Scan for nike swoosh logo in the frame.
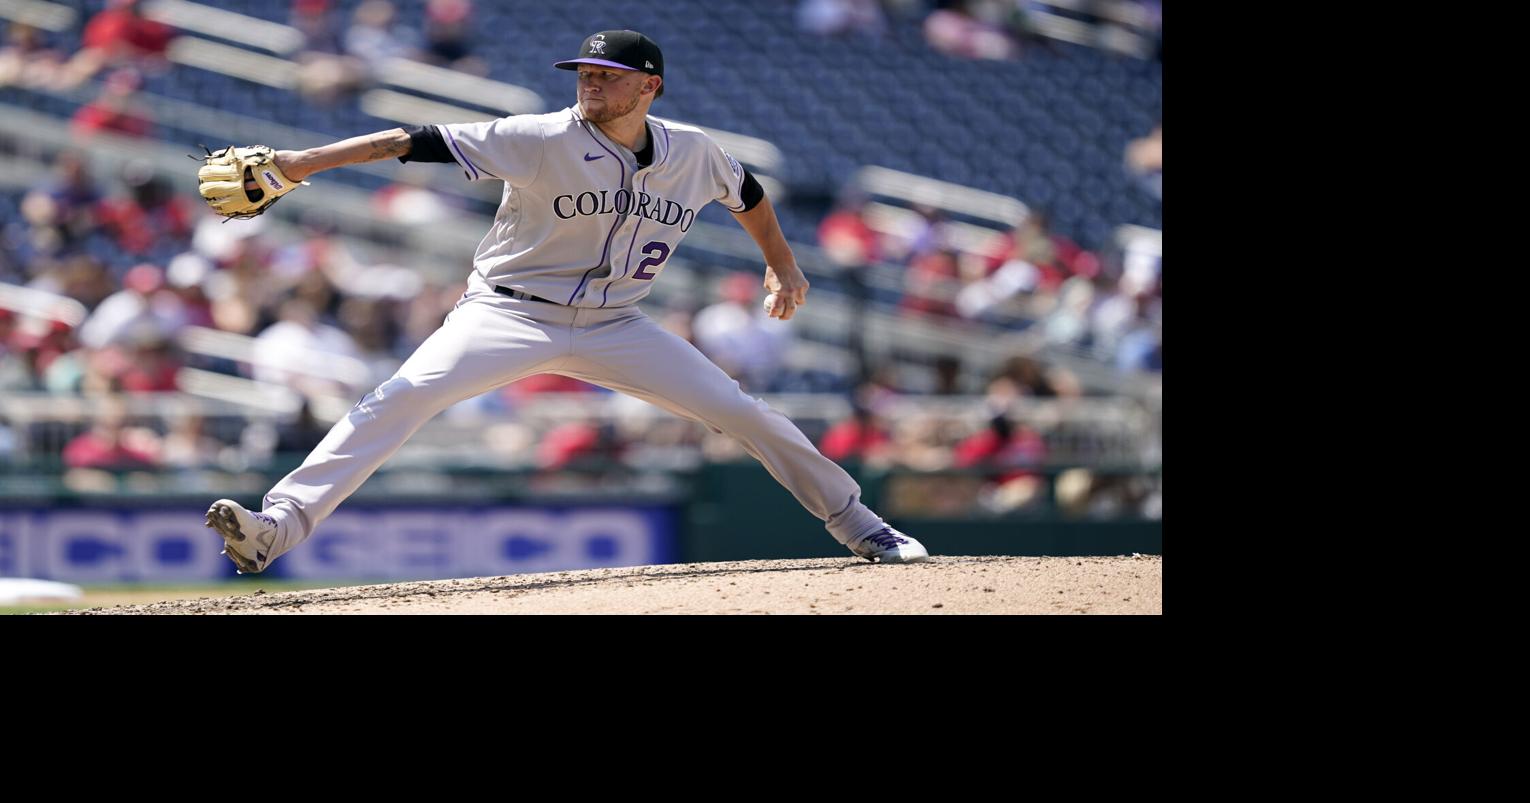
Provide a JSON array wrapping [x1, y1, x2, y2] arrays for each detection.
[[584, 153, 604, 161]]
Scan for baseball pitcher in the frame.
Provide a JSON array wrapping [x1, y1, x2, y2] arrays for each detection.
[[201, 30, 929, 572]]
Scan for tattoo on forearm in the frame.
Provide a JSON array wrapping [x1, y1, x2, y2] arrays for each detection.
[[366, 132, 409, 160]]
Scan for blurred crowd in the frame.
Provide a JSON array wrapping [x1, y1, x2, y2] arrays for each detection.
[[1, 149, 1147, 518], [0, 0, 174, 93], [288, 0, 490, 104], [0, 149, 466, 476], [797, 0, 1163, 61], [1, 0, 1160, 519], [818, 190, 1162, 373], [0, 0, 487, 104]]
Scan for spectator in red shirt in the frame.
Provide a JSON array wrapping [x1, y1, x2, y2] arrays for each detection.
[[82, 0, 174, 60], [952, 402, 1049, 514], [12, 319, 78, 386], [536, 421, 621, 470], [952, 413, 1046, 477], [818, 195, 881, 268], [61, 0, 175, 87], [901, 247, 960, 317], [954, 376, 1048, 483], [819, 404, 892, 463], [62, 400, 159, 469], [502, 373, 599, 402], [95, 162, 194, 255], [116, 337, 180, 393], [983, 212, 1099, 291], [70, 68, 152, 138]]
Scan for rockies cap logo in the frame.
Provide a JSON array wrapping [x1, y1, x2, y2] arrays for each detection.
[[554, 30, 662, 78]]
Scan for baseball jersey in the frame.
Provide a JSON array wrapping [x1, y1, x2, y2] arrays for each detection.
[[436, 106, 748, 308]]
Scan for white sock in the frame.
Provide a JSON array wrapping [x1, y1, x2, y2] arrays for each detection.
[[825, 495, 888, 545]]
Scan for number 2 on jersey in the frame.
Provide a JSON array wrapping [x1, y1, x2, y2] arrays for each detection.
[[633, 241, 670, 280]]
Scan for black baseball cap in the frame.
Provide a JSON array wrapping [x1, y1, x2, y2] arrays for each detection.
[[554, 30, 663, 78]]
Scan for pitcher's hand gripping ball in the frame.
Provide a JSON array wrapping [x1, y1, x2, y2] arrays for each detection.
[[196, 145, 305, 219]]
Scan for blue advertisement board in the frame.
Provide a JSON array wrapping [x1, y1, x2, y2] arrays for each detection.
[[0, 505, 678, 582]]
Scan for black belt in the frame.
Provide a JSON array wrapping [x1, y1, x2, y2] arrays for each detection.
[[495, 285, 556, 304]]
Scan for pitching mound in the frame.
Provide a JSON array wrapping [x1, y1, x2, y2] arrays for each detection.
[[55, 555, 1161, 615]]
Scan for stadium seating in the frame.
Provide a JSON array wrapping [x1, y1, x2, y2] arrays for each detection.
[[21, 0, 1161, 248]]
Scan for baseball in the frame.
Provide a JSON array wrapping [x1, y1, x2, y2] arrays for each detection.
[[763, 293, 779, 314]]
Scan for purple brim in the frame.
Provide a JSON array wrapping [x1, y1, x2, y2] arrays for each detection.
[[554, 58, 639, 71]]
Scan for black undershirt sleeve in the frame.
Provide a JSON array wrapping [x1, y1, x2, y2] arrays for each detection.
[[398, 125, 455, 164], [740, 169, 765, 212]]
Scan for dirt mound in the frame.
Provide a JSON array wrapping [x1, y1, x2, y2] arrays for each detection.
[[54, 555, 1161, 614]]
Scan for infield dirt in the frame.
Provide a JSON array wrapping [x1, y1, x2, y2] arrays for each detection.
[[52, 555, 1161, 614]]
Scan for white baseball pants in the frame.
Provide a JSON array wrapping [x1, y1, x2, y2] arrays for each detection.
[[257, 275, 888, 564]]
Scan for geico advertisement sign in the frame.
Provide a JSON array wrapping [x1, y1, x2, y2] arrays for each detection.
[[0, 507, 676, 582]]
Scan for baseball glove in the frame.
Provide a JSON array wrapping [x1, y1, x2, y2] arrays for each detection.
[[195, 145, 304, 219]]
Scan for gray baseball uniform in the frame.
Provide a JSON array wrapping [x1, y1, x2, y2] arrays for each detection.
[[441, 107, 746, 307], [251, 105, 894, 566]]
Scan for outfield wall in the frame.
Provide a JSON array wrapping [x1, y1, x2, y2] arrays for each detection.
[[0, 464, 1160, 582]]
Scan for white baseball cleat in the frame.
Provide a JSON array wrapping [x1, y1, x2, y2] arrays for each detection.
[[205, 499, 278, 574], [848, 527, 930, 564]]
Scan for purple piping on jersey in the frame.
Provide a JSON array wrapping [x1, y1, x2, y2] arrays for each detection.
[[567, 124, 627, 305], [443, 127, 481, 181], [603, 170, 651, 307], [601, 122, 668, 308]]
